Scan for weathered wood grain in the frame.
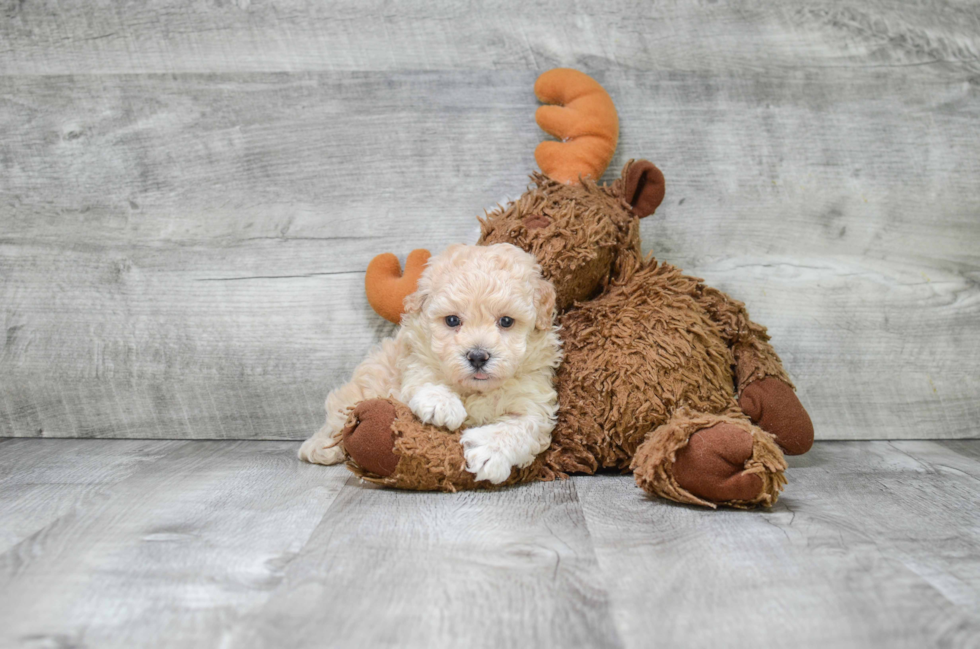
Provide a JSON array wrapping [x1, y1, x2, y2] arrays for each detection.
[[231, 479, 621, 649], [1, 0, 978, 75], [1, 439, 979, 648], [0, 438, 179, 554], [2, 66, 978, 440], [575, 440, 980, 648], [0, 439, 348, 649], [2, 1, 979, 441], [0, 243, 391, 439]]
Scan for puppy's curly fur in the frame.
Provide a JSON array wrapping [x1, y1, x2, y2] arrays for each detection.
[[299, 243, 562, 484]]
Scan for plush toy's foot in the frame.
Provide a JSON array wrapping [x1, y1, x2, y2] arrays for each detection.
[[341, 399, 401, 477], [631, 408, 787, 509], [739, 377, 814, 455], [672, 423, 764, 503]]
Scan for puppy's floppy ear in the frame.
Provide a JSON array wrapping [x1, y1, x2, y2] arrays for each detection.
[[402, 281, 428, 316], [533, 275, 557, 330]]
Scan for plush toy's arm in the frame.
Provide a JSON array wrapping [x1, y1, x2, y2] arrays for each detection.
[[342, 398, 548, 492], [697, 286, 792, 392], [696, 286, 813, 455]]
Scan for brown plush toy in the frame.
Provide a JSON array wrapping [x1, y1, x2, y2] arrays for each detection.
[[342, 69, 813, 508]]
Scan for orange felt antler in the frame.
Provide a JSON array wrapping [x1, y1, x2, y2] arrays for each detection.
[[365, 249, 431, 324], [534, 69, 619, 185]]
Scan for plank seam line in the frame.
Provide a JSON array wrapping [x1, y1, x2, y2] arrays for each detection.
[[195, 271, 362, 281]]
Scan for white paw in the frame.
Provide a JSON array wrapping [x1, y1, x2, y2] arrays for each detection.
[[460, 424, 515, 484], [298, 437, 345, 465], [409, 384, 468, 430]]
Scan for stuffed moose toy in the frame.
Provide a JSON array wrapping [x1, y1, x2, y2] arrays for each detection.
[[335, 69, 813, 508]]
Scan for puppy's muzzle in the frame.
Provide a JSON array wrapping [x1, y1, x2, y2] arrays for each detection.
[[466, 349, 491, 370]]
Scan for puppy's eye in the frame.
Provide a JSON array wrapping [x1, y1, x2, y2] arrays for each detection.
[[445, 315, 461, 328], [498, 316, 515, 329]]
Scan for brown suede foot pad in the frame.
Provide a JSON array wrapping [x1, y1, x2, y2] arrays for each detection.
[[631, 408, 787, 509], [739, 377, 814, 455], [673, 423, 763, 503], [342, 399, 400, 477]]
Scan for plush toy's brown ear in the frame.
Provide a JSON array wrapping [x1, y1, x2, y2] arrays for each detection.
[[622, 159, 666, 218], [365, 249, 431, 324]]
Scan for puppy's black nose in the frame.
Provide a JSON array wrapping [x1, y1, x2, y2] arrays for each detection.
[[466, 349, 491, 369]]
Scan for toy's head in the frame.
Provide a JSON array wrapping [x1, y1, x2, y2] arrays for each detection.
[[364, 68, 664, 323], [478, 159, 664, 311]]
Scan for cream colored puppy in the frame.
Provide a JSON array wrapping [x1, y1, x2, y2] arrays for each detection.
[[298, 243, 562, 484]]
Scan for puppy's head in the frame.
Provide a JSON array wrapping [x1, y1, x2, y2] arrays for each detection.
[[403, 243, 556, 393]]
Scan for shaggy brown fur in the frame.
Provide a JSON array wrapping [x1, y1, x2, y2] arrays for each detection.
[[479, 171, 640, 311], [342, 160, 813, 508]]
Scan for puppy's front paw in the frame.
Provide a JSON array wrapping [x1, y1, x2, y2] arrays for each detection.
[[461, 424, 515, 484], [298, 436, 345, 465], [408, 384, 468, 430]]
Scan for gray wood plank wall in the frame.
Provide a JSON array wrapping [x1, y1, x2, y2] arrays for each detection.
[[1, 1, 978, 440]]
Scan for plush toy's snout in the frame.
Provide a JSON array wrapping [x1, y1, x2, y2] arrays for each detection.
[[523, 214, 551, 230]]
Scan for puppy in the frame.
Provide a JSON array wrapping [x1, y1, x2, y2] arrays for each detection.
[[298, 243, 562, 483]]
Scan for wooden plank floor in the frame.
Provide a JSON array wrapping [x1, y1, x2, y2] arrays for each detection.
[[1, 439, 979, 648]]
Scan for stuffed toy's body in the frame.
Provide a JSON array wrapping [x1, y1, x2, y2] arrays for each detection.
[[332, 70, 813, 508]]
